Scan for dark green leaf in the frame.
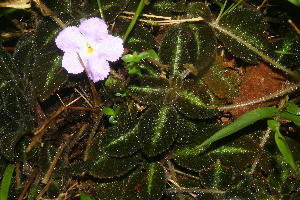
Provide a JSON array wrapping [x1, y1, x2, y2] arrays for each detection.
[[159, 23, 216, 76], [87, 145, 139, 178], [215, 8, 269, 64], [127, 76, 169, 105], [95, 179, 127, 200], [12, 33, 35, 79], [0, 46, 33, 160], [0, 164, 15, 200], [176, 118, 221, 144], [42, 0, 81, 15], [199, 107, 278, 148], [139, 162, 166, 200], [271, 28, 300, 67], [95, 122, 140, 157], [174, 79, 216, 119], [174, 136, 262, 170], [199, 160, 234, 190], [32, 19, 68, 101], [146, 0, 176, 16], [202, 55, 239, 102], [268, 154, 300, 195], [99, 0, 130, 23], [116, 18, 157, 52], [139, 106, 178, 157], [187, 2, 213, 21], [224, 187, 256, 200]]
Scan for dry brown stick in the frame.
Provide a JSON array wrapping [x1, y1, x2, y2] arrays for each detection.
[[26, 105, 66, 153], [36, 179, 52, 199], [17, 167, 39, 200], [288, 19, 300, 35], [42, 143, 65, 184]]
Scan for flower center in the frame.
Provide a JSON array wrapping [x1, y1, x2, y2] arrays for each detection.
[[86, 44, 94, 54]]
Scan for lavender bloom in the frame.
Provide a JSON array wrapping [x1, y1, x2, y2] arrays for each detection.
[[55, 17, 124, 82]]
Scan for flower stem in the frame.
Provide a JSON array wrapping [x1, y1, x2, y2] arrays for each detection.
[[96, 0, 105, 21], [123, 0, 147, 42]]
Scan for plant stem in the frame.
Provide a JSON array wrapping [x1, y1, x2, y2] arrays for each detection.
[[97, 0, 105, 20], [123, 0, 147, 42]]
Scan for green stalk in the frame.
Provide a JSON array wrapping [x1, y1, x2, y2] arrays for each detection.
[[123, 0, 148, 42], [0, 164, 15, 200], [96, 0, 105, 21]]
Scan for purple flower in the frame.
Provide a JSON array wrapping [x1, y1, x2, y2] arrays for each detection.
[[55, 17, 124, 82]]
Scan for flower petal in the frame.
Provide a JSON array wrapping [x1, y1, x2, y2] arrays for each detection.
[[96, 35, 124, 62], [55, 26, 86, 52], [79, 17, 108, 41], [85, 56, 110, 82], [62, 52, 85, 74]]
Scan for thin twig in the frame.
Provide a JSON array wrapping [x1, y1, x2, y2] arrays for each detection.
[[42, 143, 65, 184], [166, 187, 226, 194], [36, 179, 52, 199], [17, 167, 38, 200], [210, 83, 299, 110]]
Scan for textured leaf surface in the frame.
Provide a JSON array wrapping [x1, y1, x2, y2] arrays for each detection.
[[199, 160, 234, 190], [139, 162, 166, 200], [202, 55, 239, 102], [100, 0, 130, 23], [270, 28, 300, 67], [159, 23, 216, 76], [139, 106, 178, 157], [32, 19, 68, 101], [95, 122, 140, 157], [215, 8, 269, 64], [174, 136, 262, 170], [0, 46, 33, 160], [224, 187, 256, 200], [87, 138, 139, 178], [187, 2, 213, 20], [174, 80, 216, 119], [127, 76, 169, 105]]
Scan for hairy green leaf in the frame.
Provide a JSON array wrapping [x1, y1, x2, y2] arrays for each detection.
[[139, 162, 166, 200], [159, 23, 216, 76], [174, 80, 216, 119], [187, 2, 213, 20], [174, 136, 261, 170], [95, 122, 140, 157], [139, 106, 178, 157], [127, 76, 169, 105], [215, 8, 269, 64], [87, 143, 139, 178], [199, 160, 234, 190], [224, 187, 256, 200], [32, 19, 68, 101], [0, 46, 33, 160]]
